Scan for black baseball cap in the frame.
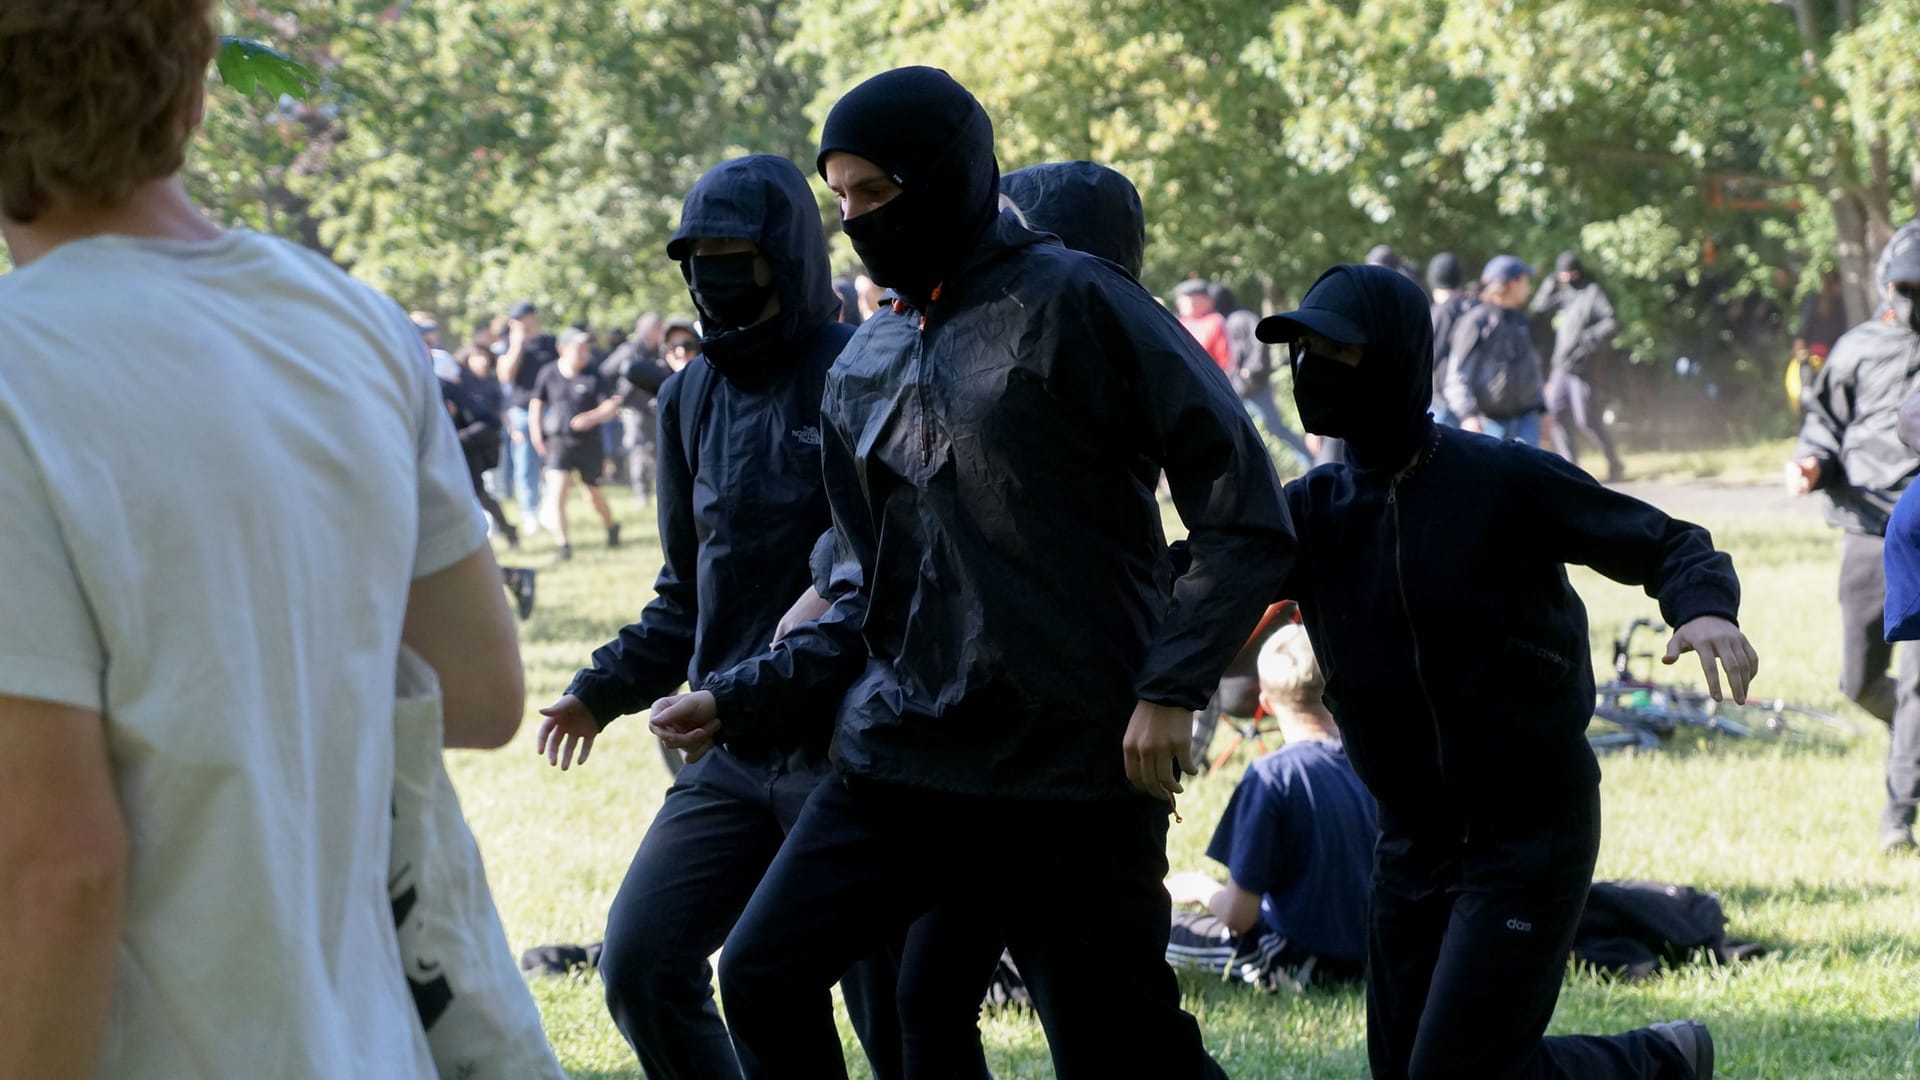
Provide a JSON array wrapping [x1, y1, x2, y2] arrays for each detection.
[[507, 300, 538, 319], [1256, 267, 1372, 346]]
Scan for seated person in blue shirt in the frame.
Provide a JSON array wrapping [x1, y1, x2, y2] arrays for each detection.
[[1164, 623, 1378, 990]]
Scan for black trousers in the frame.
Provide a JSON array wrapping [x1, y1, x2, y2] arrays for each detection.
[[598, 746, 903, 1080], [1545, 371, 1622, 473], [1367, 789, 1695, 1080], [718, 776, 1227, 1080], [1838, 532, 1920, 833]]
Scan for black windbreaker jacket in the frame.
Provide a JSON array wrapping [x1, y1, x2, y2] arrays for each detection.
[[706, 212, 1295, 799], [566, 156, 851, 755], [1281, 270, 1740, 833]]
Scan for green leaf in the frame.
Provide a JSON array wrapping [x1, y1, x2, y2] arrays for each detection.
[[215, 36, 317, 101]]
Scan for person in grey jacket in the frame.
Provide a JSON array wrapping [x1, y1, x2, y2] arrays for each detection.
[[1532, 251, 1625, 481], [1790, 226, 1920, 854], [1444, 255, 1547, 445]]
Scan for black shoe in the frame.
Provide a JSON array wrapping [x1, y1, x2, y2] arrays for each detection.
[[557, 543, 572, 561], [1650, 1020, 1714, 1079], [503, 568, 537, 620], [519, 942, 601, 978], [1882, 826, 1917, 855], [607, 523, 622, 549]]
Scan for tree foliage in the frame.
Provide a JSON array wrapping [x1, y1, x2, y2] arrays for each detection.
[[186, 0, 1920, 375]]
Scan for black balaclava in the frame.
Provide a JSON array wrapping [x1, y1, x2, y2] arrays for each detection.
[[1427, 252, 1463, 291], [1259, 264, 1435, 472], [1556, 250, 1584, 281], [817, 67, 1001, 305]]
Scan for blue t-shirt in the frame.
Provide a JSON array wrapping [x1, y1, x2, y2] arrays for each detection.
[[1205, 740, 1379, 962], [1888, 481, 1920, 642]]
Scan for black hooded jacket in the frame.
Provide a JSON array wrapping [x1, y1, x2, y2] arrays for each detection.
[[1280, 266, 1741, 831], [565, 156, 851, 753], [705, 210, 1295, 799], [1000, 161, 1146, 280]]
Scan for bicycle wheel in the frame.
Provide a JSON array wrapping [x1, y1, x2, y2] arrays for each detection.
[[1709, 699, 1863, 748], [1588, 707, 1659, 752]]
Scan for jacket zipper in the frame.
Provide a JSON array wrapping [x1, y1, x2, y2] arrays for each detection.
[[1388, 479, 1469, 843], [913, 319, 934, 471]]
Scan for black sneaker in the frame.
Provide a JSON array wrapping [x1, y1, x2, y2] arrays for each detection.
[[557, 543, 572, 561], [607, 523, 622, 549], [519, 942, 602, 978], [502, 568, 537, 620], [1649, 1020, 1714, 1079]]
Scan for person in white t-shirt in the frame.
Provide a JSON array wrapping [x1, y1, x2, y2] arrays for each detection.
[[0, 5, 527, 1077]]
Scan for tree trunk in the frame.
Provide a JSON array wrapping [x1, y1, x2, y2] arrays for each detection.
[[1833, 189, 1877, 325]]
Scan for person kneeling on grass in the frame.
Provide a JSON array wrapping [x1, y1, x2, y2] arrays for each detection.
[[1262, 263, 1758, 1080], [1164, 623, 1377, 992], [529, 328, 620, 560]]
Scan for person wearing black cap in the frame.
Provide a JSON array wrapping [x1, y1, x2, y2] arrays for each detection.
[[1257, 263, 1754, 1079], [1443, 254, 1549, 446], [1532, 251, 1625, 482], [1425, 252, 1473, 427], [651, 66, 1289, 1079], [528, 155, 906, 1079], [497, 300, 559, 530], [1790, 223, 1920, 854]]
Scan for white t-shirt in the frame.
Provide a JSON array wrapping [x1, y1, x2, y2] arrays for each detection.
[[0, 231, 487, 1078]]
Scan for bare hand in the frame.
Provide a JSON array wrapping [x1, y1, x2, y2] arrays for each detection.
[[1123, 700, 1198, 803], [531, 438, 547, 460], [650, 691, 720, 764], [1459, 416, 1486, 434], [1786, 457, 1821, 497], [535, 694, 599, 770], [1165, 870, 1223, 907], [773, 588, 833, 646], [1664, 616, 1759, 704]]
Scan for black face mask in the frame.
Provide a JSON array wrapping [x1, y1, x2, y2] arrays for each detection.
[[843, 189, 946, 302], [1291, 346, 1372, 440], [686, 253, 774, 331]]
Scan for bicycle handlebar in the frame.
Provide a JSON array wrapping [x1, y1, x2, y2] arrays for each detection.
[[1613, 618, 1668, 679]]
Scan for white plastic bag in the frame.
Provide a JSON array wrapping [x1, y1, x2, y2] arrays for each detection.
[[391, 646, 565, 1080]]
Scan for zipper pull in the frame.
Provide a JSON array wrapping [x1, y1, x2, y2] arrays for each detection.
[[1387, 482, 1397, 505]]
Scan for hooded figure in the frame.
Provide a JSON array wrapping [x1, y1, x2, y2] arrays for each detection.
[[543, 154, 905, 1080], [694, 66, 1287, 1080], [1000, 161, 1145, 279], [1260, 264, 1748, 1080]]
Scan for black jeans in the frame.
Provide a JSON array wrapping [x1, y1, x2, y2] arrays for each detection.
[[1545, 371, 1622, 474], [718, 776, 1226, 1080], [1838, 532, 1920, 833], [1367, 790, 1695, 1079], [599, 746, 903, 1080], [894, 904, 1002, 1079]]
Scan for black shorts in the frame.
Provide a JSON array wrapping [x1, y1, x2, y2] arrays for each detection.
[[544, 438, 601, 483]]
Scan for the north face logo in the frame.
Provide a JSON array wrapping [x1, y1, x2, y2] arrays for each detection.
[[792, 426, 822, 446]]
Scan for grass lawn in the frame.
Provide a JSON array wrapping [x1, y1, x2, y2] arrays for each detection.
[[450, 473, 1920, 1078]]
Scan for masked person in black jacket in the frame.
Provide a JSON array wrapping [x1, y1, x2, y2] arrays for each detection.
[[1789, 225, 1920, 854], [1261, 264, 1756, 1080], [651, 68, 1291, 1080], [529, 155, 903, 1080]]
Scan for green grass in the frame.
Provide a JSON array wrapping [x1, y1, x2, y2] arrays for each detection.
[[449, 481, 1920, 1078]]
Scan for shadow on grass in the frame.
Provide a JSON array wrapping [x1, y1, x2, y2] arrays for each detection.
[[1715, 880, 1916, 910]]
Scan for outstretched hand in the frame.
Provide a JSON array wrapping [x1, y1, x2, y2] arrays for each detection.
[[650, 690, 721, 764], [1664, 616, 1759, 704], [535, 694, 599, 770]]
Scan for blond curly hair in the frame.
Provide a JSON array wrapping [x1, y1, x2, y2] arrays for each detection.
[[0, 0, 217, 223]]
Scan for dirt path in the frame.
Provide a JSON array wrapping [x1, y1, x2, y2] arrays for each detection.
[[1610, 479, 1819, 522]]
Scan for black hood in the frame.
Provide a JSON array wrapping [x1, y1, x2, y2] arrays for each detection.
[[668, 154, 839, 382], [1262, 264, 1435, 468], [818, 67, 1001, 302], [1000, 161, 1145, 279]]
